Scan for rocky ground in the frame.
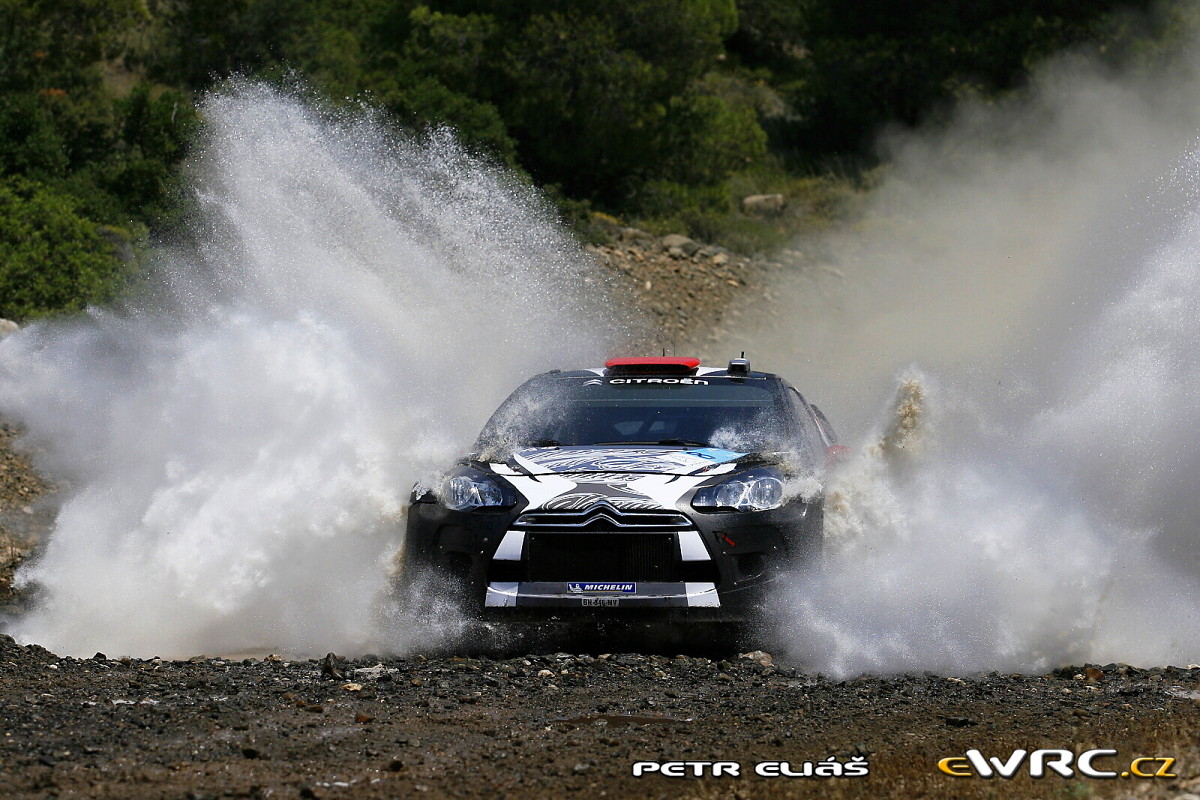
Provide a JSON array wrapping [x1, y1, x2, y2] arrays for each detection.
[[585, 224, 807, 354], [0, 420, 54, 609], [2, 236, 1200, 800], [2, 634, 1199, 800]]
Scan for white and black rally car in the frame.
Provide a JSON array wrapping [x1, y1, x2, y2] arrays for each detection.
[[403, 356, 840, 625]]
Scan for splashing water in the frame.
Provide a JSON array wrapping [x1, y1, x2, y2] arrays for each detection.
[[757, 44, 1200, 676], [0, 82, 621, 657], [781, 373, 1129, 676], [7, 57, 1200, 677]]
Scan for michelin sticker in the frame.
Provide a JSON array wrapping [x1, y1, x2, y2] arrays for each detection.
[[568, 582, 636, 594]]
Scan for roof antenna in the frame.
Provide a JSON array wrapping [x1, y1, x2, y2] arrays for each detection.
[[728, 351, 751, 377], [662, 347, 667, 357]]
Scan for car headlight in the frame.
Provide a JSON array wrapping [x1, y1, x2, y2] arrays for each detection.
[[691, 468, 785, 512], [441, 468, 517, 511]]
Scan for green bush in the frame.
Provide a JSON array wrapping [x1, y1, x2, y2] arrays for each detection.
[[0, 179, 127, 320], [0, 0, 1184, 314]]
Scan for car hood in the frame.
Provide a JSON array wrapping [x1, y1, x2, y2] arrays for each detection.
[[485, 446, 749, 512], [502, 445, 746, 476]]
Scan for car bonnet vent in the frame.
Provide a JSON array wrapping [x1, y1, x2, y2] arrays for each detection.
[[604, 356, 701, 376]]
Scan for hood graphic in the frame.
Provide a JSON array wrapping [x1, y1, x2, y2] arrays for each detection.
[[488, 446, 746, 512], [506, 446, 745, 476]]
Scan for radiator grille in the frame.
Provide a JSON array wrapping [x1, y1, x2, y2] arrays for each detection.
[[525, 533, 678, 582]]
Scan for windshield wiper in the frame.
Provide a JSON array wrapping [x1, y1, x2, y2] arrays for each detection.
[[526, 439, 561, 447]]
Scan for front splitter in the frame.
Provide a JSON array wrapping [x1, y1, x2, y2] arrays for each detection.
[[484, 581, 720, 608]]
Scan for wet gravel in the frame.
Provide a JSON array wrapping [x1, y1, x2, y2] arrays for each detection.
[[3, 634, 1199, 799]]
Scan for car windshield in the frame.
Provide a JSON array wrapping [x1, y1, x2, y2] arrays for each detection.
[[476, 376, 804, 454]]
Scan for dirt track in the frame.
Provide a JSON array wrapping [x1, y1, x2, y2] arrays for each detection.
[[2, 632, 1199, 800]]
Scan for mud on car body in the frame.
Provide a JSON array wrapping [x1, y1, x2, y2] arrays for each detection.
[[403, 357, 838, 623]]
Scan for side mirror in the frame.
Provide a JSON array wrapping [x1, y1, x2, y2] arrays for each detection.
[[825, 445, 850, 468], [410, 483, 437, 503]]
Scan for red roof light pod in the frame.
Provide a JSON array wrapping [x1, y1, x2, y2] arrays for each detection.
[[604, 356, 701, 377], [605, 357, 701, 369]]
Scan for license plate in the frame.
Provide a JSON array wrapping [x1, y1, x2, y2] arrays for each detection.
[[581, 597, 620, 608]]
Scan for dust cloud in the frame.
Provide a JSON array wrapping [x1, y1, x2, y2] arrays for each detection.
[[738, 15, 1200, 675], [0, 82, 621, 658]]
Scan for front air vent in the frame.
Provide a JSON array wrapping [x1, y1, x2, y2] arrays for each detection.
[[515, 502, 690, 530], [525, 533, 678, 582]]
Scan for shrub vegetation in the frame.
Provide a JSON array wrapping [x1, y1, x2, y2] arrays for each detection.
[[0, 0, 1175, 318]]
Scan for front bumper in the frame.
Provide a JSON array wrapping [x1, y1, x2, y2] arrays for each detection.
[[402, 498, 822, 620], [483, 580, 720, 608]]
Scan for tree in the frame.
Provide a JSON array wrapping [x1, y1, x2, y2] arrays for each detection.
[[0, 179, 127, 320], [495, 0, 748, 204], [0, 0, 145, 92]]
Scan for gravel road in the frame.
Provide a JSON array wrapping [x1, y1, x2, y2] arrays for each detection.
[[3, 633, 1199, 800]]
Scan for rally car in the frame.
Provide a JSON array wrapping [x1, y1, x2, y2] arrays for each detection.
[[403, 356, 839, 624]]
